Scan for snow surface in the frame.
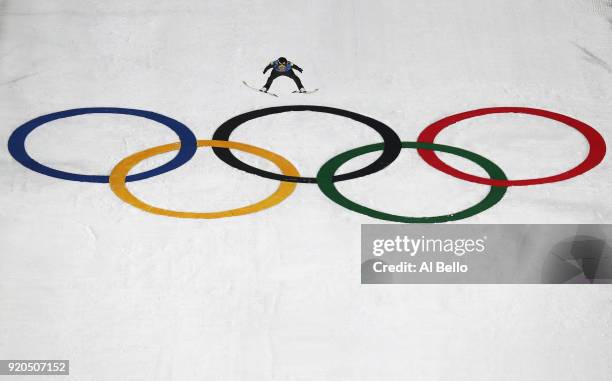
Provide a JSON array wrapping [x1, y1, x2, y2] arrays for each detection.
[[1, 0, 611, 380]]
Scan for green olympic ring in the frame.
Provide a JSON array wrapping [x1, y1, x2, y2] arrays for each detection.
[[316, 141, 508, 223]]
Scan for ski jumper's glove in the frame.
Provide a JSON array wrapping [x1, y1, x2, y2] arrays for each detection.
[[263, 62, 273, 74]]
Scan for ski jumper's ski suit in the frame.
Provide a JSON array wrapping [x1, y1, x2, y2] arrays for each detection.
[[263, 60, 304, 90]]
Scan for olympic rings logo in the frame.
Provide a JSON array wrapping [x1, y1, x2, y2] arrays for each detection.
[[7, 106, 607, 223]]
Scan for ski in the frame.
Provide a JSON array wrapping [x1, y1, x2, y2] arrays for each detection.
[[292, 89, 319, 94], [242, 81, 279, 97]]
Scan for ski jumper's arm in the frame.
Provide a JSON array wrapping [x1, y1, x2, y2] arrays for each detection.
[[292, 63, 304, 73], [263, 62, 273, 74]]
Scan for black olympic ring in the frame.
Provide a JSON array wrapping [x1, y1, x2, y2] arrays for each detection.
[[211, 105, 403, 183]]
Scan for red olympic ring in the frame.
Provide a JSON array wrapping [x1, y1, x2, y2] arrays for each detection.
[[416, 107, 607, 186]]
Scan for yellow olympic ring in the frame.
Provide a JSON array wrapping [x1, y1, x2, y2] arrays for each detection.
[[109, 140, 299, 218]]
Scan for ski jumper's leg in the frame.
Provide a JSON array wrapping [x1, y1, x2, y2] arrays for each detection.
[[263, 71, 280, 90], [287, 71, 304, 90]]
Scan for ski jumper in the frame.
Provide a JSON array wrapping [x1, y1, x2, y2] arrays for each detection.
[[263, 60, 304, 90]]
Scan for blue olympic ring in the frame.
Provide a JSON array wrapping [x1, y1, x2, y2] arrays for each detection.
[[7, 107, 198, 183]]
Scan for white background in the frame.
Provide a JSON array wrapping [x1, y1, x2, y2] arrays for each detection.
[[1, 0, 611, 380]]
